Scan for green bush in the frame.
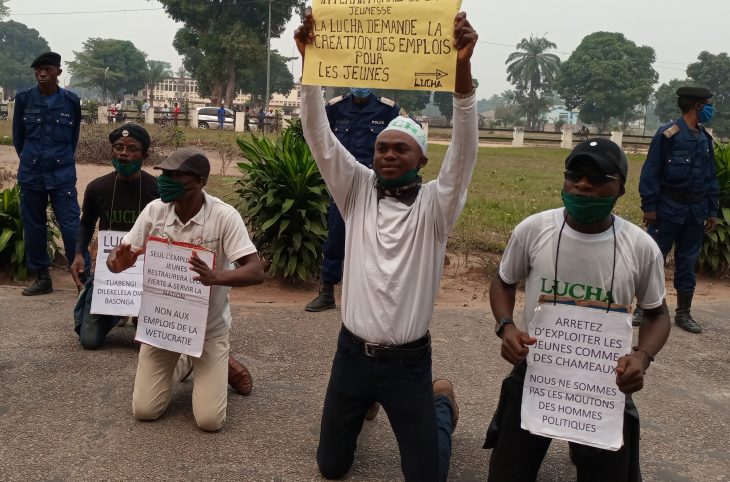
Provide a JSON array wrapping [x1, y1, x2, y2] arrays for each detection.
[[0, 136, 12, 146], [0, 184, 28, 280], [699, 141, 730, 273], [235, 125, 329, 282]]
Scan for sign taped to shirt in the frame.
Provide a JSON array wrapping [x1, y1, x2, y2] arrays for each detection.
[[135, 236, 215, 357], [91, 230, 143, 317], [521, 296, 633, 451]]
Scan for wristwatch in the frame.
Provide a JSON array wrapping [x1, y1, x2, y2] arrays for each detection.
[[495, 318, 514, 338]]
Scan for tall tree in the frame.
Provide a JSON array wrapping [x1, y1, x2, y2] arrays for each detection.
[[0, 0, 9, 19], [158, 0, 303, 107], [505, 35, 561, 129], [236, 51, 295, 106], [144, 60, 173, 106], [0, 20, 51, 96], [686, 51, 730, 136], [556, 32, 657, 132], [67, 38, 148, 100]]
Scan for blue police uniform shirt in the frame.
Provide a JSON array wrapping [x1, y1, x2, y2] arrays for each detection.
[[325, 93, 400, 168], [639, 117, 720, 224], [12, 85, 82, 190]]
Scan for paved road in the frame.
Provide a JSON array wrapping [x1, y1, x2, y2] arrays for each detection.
[[0, 286, 728, 481]]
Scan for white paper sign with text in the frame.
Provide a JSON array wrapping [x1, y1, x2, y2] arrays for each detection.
[[135, 237, 215, 357], [521, 302, 632, 451], [91, 230, 144, 317]]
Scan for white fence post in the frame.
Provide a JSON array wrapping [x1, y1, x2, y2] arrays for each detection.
[[189, 109, 198, 129], [610, 130, 623, 148], [561, 125, 573, 149], [146, 106, 156, 125], [235, 112, 245, 132], [97, 105, 108, 124], [7, 100, 14, 125], [512, 126, 524, 147]]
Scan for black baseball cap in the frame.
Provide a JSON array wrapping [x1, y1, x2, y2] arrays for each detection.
[[109, 123, 151, 151], [565, 137, 628, 180], [31, 52, 61, 68], [154, 147, 210, 179]]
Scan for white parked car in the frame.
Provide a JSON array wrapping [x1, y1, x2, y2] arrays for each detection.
[[196, 107, 235, 129]]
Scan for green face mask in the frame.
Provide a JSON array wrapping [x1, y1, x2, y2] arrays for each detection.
[[375, 168, 420, 187], [112, 158, 143, 177], [561, 191, 617, 225], [157, 174, 189, 203]]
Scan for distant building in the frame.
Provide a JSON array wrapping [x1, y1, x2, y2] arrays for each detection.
[[545, 106, 579, 125], [138, 77, 302, 113]]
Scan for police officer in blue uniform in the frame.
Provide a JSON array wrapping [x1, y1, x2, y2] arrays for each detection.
[[12, 52, 85, 296], [305, 88, 400, 311], [638, 86, 720, 333]]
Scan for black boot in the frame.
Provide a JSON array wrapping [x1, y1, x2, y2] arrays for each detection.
[[675, 292, 701, 334], [22, 268, 53, 296], [305, 283, 336, 312]]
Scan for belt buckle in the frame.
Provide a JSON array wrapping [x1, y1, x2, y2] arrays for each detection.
[[364, 342, 385, 358]]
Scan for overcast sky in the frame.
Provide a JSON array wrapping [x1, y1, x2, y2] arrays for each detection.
[[6, 0, 729, 100]]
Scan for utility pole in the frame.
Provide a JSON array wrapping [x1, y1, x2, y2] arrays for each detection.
[[265, 0, 272, 111]]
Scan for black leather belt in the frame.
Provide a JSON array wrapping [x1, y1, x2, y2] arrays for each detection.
[[661, 186, 706, 204], [341, 325, 431, 360]]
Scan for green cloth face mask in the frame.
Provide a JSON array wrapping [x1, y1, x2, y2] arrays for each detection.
[[561, 191, 617, 224], [376, 168, 420, 187], [112, 158, 143, 177], [157, 174, 189, 203]]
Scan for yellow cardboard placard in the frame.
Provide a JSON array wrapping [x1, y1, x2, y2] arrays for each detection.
[[303, 0, 463, 92]]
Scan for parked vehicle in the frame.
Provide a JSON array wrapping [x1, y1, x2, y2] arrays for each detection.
[[196, 107, 234, 129]]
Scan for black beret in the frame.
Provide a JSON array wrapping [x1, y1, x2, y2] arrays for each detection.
[[676, 86, 713, 100], [109, 123, 151, 151], [30, 52, 61, 68]]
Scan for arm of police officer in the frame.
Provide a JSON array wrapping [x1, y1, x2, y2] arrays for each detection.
[[188, 251, 265, 287], [614, 301, 670, 394], [639, 133, 664, 227], [11, 96, 25, 157], [491, 275, 536, 365]]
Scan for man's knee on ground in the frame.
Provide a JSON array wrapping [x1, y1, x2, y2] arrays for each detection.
[[132, 396, 167, 421], [317, 453, 353, 480], [194, 410, 226, 432], [79, 335, 103, 350]]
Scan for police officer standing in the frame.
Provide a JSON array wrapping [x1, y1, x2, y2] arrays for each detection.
[[638, 87, 720, 333], [305, 88, 400, 311], [12, 52, 85, 296]]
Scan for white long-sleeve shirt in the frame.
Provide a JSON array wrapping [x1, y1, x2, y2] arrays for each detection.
[[301, 85, 478, 345]]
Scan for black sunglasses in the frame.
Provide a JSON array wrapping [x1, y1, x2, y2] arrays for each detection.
[[564, 170, 620, 185]]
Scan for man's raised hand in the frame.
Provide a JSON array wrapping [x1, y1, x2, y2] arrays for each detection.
[[294, 7, 315, 59], [106, 243, 143, 273]]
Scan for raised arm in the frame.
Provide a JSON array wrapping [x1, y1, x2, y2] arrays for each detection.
[[433, 12, 479, 238], [295, 8, 370, 211]]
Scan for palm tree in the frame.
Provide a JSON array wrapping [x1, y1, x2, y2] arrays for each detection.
[[505, 36, 561, 129], [144, 60, 172, 107]]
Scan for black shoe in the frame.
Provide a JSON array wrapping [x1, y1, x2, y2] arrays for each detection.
[[22, 269, 53, 296], [675, 311, 702, 333], [305, 284, 336, 312]]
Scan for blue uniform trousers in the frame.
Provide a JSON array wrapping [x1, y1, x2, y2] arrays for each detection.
[[648, 216, 704, 294], [20, 185, 82, 270], [317, 327, 453, 481], [321, 200, 346, 285]]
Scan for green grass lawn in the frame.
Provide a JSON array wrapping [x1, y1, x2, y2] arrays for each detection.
[[206, 143, 646, 256]]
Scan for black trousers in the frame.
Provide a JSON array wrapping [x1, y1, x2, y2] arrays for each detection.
[[317, 327, 452, 481], [484, 362, 641, 482]]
